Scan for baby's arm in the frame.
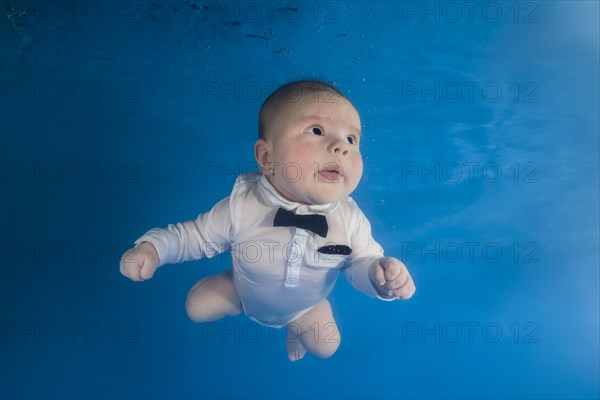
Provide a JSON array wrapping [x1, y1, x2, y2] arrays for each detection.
[[120, 197, 232, 282], [341, 203, 415, 300]]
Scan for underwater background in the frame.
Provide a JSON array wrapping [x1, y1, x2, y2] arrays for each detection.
[[1, 1, 598, 399]]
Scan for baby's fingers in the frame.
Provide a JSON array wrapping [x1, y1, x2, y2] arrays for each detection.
[[382, 259, 404, 282], [370, 260, 387, 286], [389, 279, 416, 300], [387, 268, 409, 290], [119, 248, 144, 281], [139, 259, 156, 280]]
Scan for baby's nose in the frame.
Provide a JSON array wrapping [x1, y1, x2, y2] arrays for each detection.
[[330, 138, 349, 156], [334, 147, 348, 155]]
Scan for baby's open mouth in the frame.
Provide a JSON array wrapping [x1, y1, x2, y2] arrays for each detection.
[[318, 166, 343, 181]]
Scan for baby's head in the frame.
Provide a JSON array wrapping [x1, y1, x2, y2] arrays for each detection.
[[254, 80, 363, 205]]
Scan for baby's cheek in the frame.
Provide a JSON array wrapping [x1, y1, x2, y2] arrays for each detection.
[[355, 150, 364, 166], [295, 149, 321, 173], [350, 154, 364, 179], [281, 145, 313, 165]]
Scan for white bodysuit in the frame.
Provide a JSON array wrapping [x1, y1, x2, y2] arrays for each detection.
[[135, 173, 395, 327]]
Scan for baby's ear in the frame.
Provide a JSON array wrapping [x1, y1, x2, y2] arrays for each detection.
[[254, 139, 271, 173]]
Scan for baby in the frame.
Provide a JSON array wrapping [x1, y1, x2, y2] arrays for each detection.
[[120, 80, 416, 361]]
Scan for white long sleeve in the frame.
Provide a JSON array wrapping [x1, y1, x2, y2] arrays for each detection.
[[342, 201, 396, 301], [134, 197, 232, 267]]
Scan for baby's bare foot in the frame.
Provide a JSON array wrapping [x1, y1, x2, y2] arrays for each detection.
[[286, 338, 306, 362]]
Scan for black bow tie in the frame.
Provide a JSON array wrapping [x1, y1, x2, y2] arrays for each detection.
[[273, 207, 329, 238]]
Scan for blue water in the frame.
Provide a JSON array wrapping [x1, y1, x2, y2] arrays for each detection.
[[1, 1, 598, 399]]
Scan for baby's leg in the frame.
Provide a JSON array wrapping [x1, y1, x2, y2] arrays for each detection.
[[185, 270, 242, 322], [286, 298, 340, 361]]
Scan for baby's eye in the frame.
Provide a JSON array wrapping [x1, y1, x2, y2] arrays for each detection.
[[347, 136, 357, 145], [309, 126, 323, 136]]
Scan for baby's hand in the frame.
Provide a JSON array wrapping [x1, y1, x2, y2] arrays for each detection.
[[119, 242, 160, 282], [369, 257, 416, 300]]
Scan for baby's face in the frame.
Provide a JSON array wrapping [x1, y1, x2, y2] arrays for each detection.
[[257, 93, 363, 205]]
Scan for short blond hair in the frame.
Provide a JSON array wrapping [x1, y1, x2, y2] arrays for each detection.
[[258, 80, 352, 140]]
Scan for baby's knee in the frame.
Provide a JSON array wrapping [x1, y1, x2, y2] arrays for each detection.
[[312, 336, 341, 359], [185, 296, 210, 323], [185, 283, 217, 322], [184, 273, 242, 322], [304, 326, 340, 359]]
